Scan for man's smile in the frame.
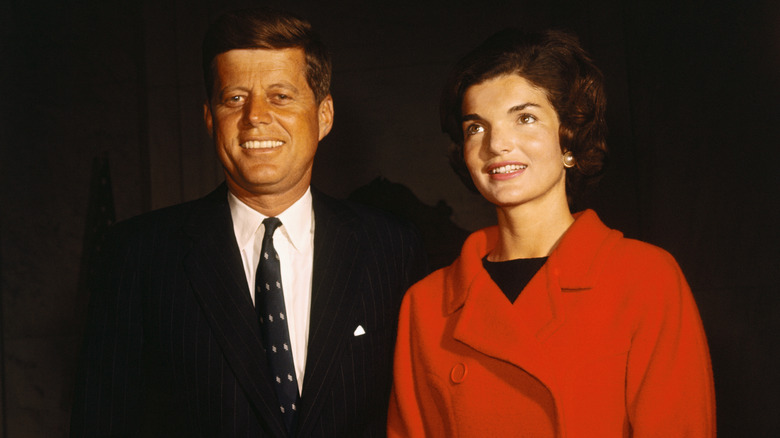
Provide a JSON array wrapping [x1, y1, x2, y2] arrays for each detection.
[[240, 140, 285, 149]]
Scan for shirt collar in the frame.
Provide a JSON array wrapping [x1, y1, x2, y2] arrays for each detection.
[[228, 188, 314, 253]]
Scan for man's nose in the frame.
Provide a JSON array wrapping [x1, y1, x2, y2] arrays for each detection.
[[244, 97, 272, 126]]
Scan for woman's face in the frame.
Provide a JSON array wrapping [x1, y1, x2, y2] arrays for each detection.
[[461, 74, 567, 211]]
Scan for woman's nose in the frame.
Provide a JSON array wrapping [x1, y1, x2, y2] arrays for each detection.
[[486, 125, 512, 155]]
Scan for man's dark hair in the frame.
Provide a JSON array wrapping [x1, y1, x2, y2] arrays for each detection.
[[440, 28, 608, 202], [202, 7, 332, 103]]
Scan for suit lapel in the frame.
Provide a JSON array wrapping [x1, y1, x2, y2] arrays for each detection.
[[296, 191, 364, 436], [181, 186, 287, 436]]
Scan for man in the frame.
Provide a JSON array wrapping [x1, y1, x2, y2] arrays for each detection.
[[71, 8, 426, 437]]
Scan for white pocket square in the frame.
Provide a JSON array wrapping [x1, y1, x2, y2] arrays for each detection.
[[353, 325, 366, 337]]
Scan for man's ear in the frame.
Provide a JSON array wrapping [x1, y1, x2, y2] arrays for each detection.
[[317, 95, 334, 141], [203, 102, 213, 137]]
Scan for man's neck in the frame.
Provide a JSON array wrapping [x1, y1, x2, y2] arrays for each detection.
[[226, 180, 310, 217]]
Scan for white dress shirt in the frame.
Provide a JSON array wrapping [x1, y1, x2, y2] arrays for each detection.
[[228, 189, 314, 394]]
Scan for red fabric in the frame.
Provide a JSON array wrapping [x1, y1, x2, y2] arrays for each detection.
[[388, 210, 715, 437]]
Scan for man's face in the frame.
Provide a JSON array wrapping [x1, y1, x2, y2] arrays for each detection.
[[204, 48, 333, 210]]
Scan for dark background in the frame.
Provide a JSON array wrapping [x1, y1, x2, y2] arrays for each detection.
[[1, 0, 778, 436]]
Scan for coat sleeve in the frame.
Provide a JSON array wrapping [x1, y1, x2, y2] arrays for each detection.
[[387, 291, 427, 437], [70, 224, 145, 437], [624, 249, 716, 436], [388, 277, 456, 438]]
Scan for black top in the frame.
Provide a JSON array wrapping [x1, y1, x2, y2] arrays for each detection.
[[482, 256, 548, 303]]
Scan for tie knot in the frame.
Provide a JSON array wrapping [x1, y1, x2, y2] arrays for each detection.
[[263, 217, 282, 238]]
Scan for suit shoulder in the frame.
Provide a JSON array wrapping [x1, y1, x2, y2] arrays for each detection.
[[315, 190, 420, 236], [111, 197, 200, 236], [106, 188, 224, 248], [313, 190, 429, 283]]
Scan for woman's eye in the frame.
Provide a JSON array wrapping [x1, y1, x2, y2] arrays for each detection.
[[465, 124, 484, 136], [519, 114, 537, 124]]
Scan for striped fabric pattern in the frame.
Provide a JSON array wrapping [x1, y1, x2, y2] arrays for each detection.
[[71, 184, 427, 437]]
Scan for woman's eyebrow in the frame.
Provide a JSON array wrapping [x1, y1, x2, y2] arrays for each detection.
[[508, 102, 540, 114]]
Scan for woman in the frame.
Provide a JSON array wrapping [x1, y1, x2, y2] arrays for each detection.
[[388, 29, 715, 437]]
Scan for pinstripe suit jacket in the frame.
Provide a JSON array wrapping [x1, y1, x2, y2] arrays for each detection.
[[71, 184, 427, 437]]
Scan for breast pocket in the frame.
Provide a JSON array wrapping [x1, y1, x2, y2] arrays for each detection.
[[342, 323, 396, 383]]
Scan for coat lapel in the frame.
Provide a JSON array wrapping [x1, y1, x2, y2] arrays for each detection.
[[296, 191, 364, 436], [446, 210, 620, 397], [449, 251, 565, 392], [181, 185, 287, 436]]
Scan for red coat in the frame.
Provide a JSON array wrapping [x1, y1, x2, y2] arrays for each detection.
[[388, 210, 715, 437]]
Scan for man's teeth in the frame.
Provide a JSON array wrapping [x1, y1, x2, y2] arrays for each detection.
[[490, 164, 527, 174], [241, 140, 283, 149]]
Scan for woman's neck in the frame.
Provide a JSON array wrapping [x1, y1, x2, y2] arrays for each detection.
[[489, 199, 575, 261]]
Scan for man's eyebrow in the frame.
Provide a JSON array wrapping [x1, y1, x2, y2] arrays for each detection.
[[462, 113, 481, 122], [218, 85, 250, 94], [268, 82, 300, 92]]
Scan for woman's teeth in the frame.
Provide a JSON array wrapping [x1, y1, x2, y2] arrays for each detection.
[[490, 164, 527, 174]]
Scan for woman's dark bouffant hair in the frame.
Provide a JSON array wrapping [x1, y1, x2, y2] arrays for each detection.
[[440, 28, 608, 203]]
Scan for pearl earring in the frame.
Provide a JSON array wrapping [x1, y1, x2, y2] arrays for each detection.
[[563, 151, 576, 168]]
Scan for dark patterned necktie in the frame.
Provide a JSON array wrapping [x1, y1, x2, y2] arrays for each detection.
[[256, 217, 300, 435]]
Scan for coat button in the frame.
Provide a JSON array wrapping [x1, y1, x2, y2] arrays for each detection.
[[450, 363, 467, 383]]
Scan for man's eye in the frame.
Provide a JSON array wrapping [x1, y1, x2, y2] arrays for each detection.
[[519, 114, 537, 124], [465, 124, 484, 136], [224, 95, 245, 106]]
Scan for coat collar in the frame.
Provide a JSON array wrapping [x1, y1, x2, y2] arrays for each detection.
[[444, 209, 620, 315], [550, 209, 623, 291], [443, 210, 623, 392]]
